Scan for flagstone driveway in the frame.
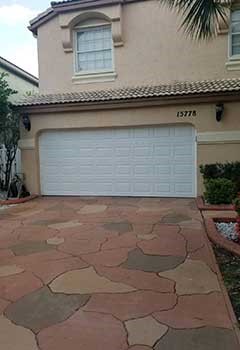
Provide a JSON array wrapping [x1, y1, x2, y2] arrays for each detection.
[[0, 197, 239, 350]]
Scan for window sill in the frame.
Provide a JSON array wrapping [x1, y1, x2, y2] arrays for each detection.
[[226, 59, 240, 71], [72, 71, 117, 84]]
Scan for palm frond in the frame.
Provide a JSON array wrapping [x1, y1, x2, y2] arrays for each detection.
[[160, 0, 232, 40]]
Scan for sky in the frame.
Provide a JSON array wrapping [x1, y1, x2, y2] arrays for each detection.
[[0, 0, 51, 77]]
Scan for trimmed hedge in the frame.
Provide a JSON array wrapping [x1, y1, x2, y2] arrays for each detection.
[[204, 178, 237, 205], [200, 162, 240, 191]]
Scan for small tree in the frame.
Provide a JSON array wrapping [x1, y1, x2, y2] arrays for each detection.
[[0, 72, 20, 192]]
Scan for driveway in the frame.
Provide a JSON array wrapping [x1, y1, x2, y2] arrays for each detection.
[[0, 197, 239, 350]]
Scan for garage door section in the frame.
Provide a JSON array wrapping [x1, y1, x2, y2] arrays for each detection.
[[39, 125, 196, 197]]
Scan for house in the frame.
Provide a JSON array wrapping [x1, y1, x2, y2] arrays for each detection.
[[0, 57, 38, 187], [0, 56, 39, 101], [16, 0, 240, 198]]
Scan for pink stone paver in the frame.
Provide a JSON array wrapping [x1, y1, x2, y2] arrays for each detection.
[[58, 237, 106, 256], [153, 292, 233, 329], [0, 271, 43, 301], [38, 310, 128, 350], [137, 232, 186, 257], [82, 247, 134, 267], [0, 297, 10, 313], [83, 290, 177, 320], [0, 197, 238, 350]]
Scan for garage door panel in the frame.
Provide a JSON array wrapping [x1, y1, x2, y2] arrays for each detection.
[[174, 183, 194, 194], [115, 147, 131, 156], [39, 126, 196, 197], [116, 165, 132, 175]]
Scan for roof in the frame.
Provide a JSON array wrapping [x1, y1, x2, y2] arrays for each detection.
[[29, 0, 141, 35], [51, 0, 97, 6], [0, 56, 39, 87], [15, 78, 240, 107]]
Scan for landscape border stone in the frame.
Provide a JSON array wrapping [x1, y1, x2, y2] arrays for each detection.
[[196, 196, 234, 211], [0, 194, 39, 206], [205, 217, 240, 257]]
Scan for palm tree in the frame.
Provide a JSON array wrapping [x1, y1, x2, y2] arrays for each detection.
[[160, 0, 232, 40]]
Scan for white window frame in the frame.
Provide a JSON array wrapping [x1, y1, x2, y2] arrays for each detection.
[[229, 9, 240, 60], [74, 23, 115, 76]]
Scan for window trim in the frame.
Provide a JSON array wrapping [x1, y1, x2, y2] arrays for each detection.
[[229, 9, 240, 60], [73, 23, 115, 76]]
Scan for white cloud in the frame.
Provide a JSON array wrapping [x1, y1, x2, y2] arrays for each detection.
[[0, 4, 38, 26], [4, 41, 38, 76]]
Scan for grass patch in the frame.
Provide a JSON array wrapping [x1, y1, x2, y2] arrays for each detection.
[[213, 245, 240, 323]]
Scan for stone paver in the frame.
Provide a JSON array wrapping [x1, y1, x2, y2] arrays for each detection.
[[95, 265, 175, 293], [0, 315, 38, 350], [83, 290, 177, 320], [137, 229, 186, 257], [78, 205, 107, 214], [58, 237, 105, 255], [162, 213, 192, 224], [48, 220, 82, 230], [103, 221, 133, 234], [82, 247, 134, 267], [154, 327, 239, 350], [137, 234, 158, 240], [0, 271, 43, 301], [126, 316, 168, 347], [6, 287, 90, 333], [11, 241, 54, 256], [0, 298, 10, 313], [0, 197, 238, 350], [50, 267, 136, 294], [0, 264, 24, 277], [153, 292, 232, 329], [38, 310, 128, 350], [122, 248, 185, 272], [46, 237, 65, 245], [158, 259, 221, 295], [129, 346, 152, 350]]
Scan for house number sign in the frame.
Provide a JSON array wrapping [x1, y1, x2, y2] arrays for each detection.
[[177, 110, 197, 118]]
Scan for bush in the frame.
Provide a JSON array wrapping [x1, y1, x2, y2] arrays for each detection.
[[200, 163, 223, 180], [200, 162, 240, 191], [204, 178, 237, 205]]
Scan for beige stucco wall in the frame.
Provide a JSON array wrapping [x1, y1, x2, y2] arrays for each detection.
[[0, 66, 38, 102], [19, 100, 240, 196], [37, 0, 240, 93]]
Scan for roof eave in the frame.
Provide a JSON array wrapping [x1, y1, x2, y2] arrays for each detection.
[[28, 0, 144, 35], [14, 91, 240, 114], [29, 8, 56, 35], [0, 57, 39, 87]]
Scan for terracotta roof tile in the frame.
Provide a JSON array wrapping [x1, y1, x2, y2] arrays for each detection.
[[15, 78, 240, 107], [51, 0, 80, 5]]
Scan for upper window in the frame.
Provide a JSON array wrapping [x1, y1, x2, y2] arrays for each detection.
[[75, 24, 113, 74], [230, 10, 240, 58]]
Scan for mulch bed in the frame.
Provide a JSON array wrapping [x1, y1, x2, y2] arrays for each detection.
[[213, 245, 240, 324]]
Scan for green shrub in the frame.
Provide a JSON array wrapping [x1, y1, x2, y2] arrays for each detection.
[[200, 163, 223, 180], [200, 162, 240, 191], [204, 178, 237, 205]]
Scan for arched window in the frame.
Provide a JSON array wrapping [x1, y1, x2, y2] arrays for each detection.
[[74, 18, 114, 74]]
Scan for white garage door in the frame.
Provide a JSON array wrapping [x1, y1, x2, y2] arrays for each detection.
[[39, 125, 196, 197]]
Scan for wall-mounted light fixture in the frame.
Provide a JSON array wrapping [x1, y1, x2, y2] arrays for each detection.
[[22, 114, 31, 131], [216, 103, 224, 122]]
